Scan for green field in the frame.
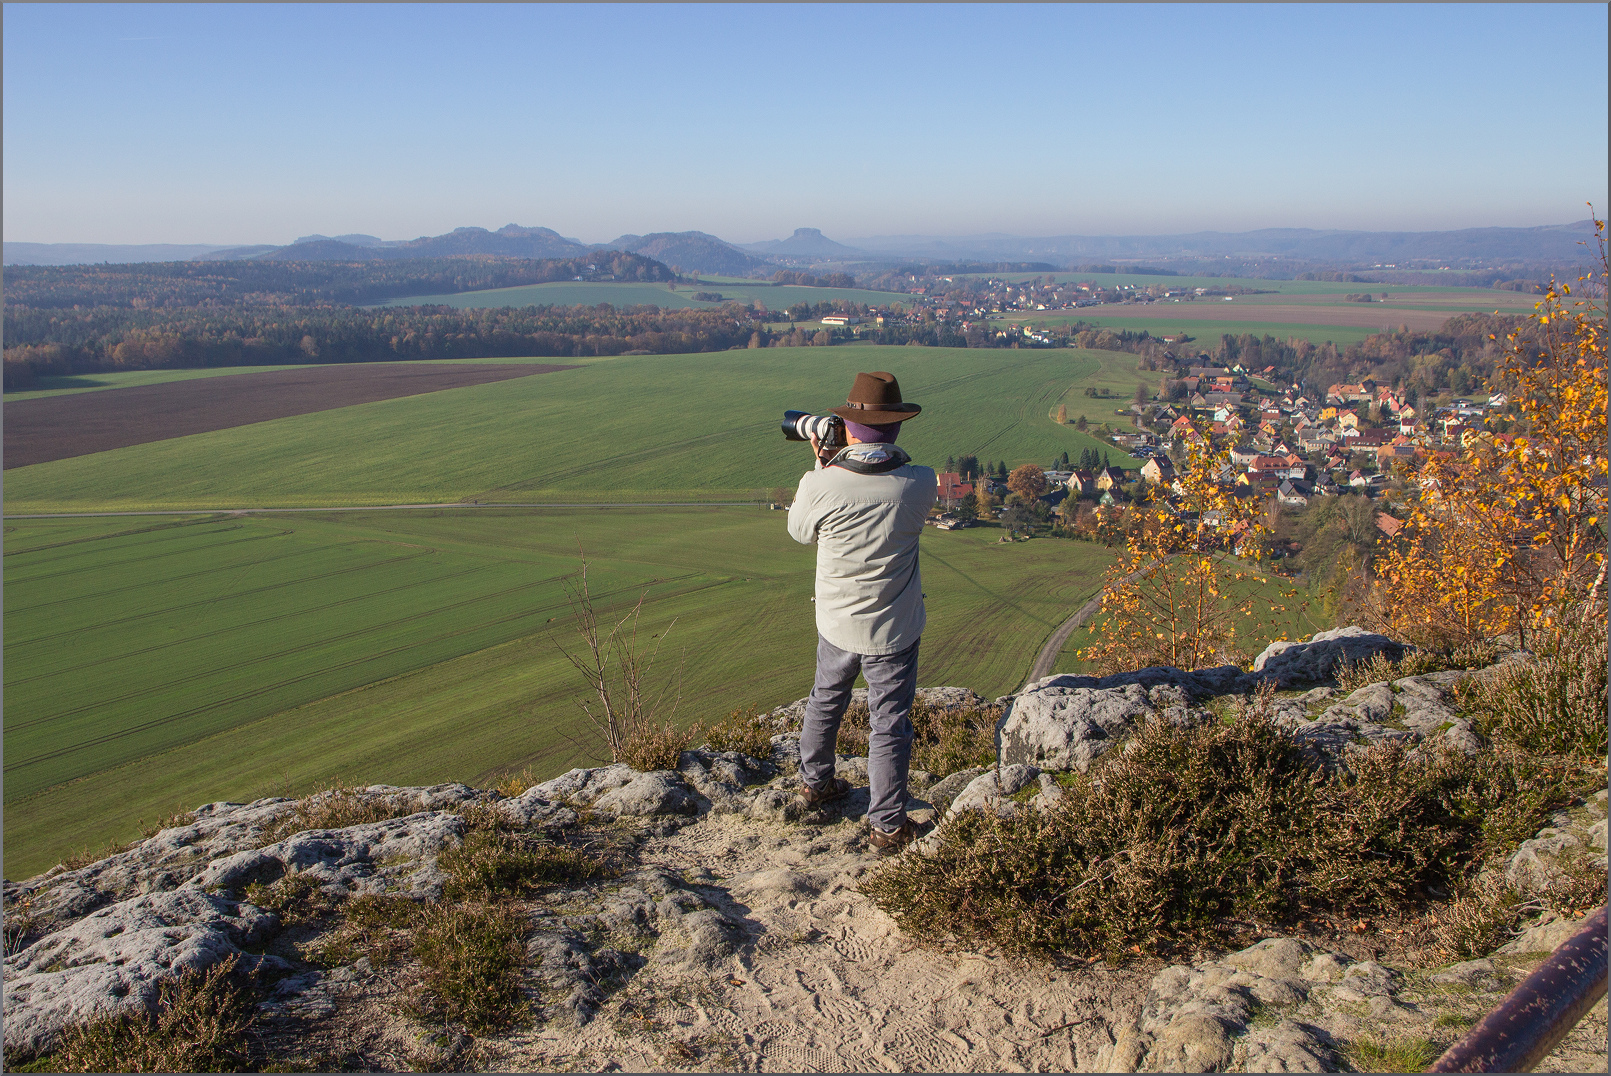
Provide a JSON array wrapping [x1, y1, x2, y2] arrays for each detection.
[[372, 279, 911, 312], [3, 508, 1114, 877], [3, 345, 1144, 514]]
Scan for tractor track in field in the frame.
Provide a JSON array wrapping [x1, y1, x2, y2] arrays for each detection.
[[5, 572, 736, 777], [5, 550, 438, 650], [3, 555, 486, 686], [3, 530, 310, 613]]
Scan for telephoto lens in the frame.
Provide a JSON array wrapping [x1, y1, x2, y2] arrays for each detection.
[[781, 411, 845, 447]]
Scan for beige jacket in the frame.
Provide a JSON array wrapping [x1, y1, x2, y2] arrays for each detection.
[[787, 444, 937, 655]]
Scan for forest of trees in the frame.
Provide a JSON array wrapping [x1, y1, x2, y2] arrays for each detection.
[[2, 252, 674, 309], [2, 304, 757, 388]]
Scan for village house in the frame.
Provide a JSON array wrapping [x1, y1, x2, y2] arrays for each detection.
[[1277, 478, 1313, 506], [1350, 428, 1391, 448], [1140, 456, 1176, 485], [1377, 443, 1417, 470], [1337, 410, 1361, 432], [1327, 380, 1376, 404], [1247, 455, 1287, 479], [1298, 427, 1338, 452], [1276, 454, 1309, 481], [936, 472, 973, 503], [1095, 465, 1126, 492], [1066, 469, 1096, 498]]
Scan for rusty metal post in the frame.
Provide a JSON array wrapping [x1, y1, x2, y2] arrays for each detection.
[[1428, 905, 1607, 1073]]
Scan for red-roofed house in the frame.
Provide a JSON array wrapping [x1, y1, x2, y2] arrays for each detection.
[[937, 472, 974, 503]]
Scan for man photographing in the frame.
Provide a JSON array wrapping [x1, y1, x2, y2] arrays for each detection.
[[786, 372, 938, 853]]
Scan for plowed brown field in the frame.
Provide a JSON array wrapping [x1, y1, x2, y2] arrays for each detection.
[[3, 361, 575, 469]]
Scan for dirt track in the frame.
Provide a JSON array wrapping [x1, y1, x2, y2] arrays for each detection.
[[3, 362, 576, 469]]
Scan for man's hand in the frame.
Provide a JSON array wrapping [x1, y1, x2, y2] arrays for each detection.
[[809, 434, 829, 468]]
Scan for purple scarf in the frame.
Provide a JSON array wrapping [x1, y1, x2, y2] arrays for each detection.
[[845, 419, 900, 443]]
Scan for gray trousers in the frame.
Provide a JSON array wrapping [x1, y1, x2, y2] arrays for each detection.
[[799, 634, 920, 833]]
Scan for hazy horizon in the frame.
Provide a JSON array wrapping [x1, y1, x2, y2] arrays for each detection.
[[4, 3, 1606, 245]]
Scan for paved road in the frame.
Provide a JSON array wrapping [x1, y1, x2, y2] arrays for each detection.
[[1022, 589, 1110, 689], [3, 501, 769, 519]]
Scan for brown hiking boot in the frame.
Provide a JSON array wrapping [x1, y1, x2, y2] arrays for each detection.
[[798, 776, 852, 808], [868, 818, 932, 855]]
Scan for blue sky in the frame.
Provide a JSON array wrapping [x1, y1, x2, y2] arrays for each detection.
[[3, 3, 1606, 244]]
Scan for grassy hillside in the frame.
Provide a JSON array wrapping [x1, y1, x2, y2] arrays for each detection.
[[3, 508, 1114, 877], [3, 345, 1144, 513]]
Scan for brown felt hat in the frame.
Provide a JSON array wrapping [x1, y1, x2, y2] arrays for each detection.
[[829, 371, 921, 424]]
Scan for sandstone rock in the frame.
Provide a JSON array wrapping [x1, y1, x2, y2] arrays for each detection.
[[947, 764, 1040, 818], [1223, 936, 1316, 983], [594, 772, 700, 817], [1506, 826, 1588, 892], [356, 782, 484, 813], [743, 787, 803, 823], [187, 811, 466, 899], [1252, 625, 1408, 686], [1029, 771, 1068, 811], [496, 789, 581, 829], [1113, 936, 1388, 1072], [3, 889, 282, 1056], [997, 682, 1156, 772], [833, 755, 870, 784], [924, 766, 989, 809], [677, 748, 771, 810], [5, 798, 301, 937], [1430, 958, 1505, 992], [1241, 1020, 1332, 1072], [528, 930, 643, 1025], [1499, 910, 1595, 956], [526, 764, 701, 817]]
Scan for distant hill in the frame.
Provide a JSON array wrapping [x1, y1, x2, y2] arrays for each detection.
[[198, 225, 592, 263], [604, 231, 773, 276], [3, 242, 247, 266], [292, 233, 392, 248], [743, 227, 867, 258]]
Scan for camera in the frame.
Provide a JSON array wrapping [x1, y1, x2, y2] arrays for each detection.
[[781, 410, 846, 449]]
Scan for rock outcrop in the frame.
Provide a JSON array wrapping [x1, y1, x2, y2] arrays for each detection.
[[5, 656, 1602, 1071], [1251, 625, 1408, 686], [993, 626, 1488, 781], [3, 890, 284, 1057]]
